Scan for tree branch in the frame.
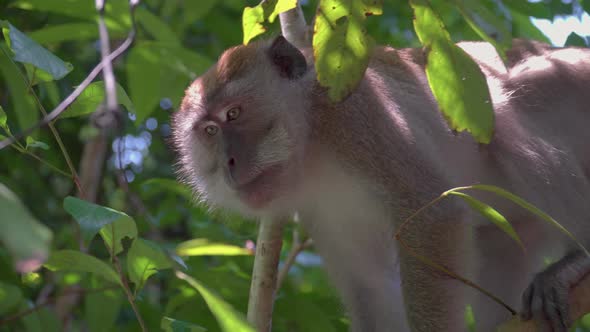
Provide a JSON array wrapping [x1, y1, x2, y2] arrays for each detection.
[[247, 218, 285, 332], [497, 272, 590, 331], [279, 2, 310, 49]]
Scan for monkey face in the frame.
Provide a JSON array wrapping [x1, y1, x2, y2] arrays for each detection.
[[171, 37, 310, 217]]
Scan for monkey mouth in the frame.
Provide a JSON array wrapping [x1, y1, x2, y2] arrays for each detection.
[[235, 164, 284, 209]]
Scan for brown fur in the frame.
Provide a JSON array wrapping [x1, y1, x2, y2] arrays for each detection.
[[172, 37, 590, 332]]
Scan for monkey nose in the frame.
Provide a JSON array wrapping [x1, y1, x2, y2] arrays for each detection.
[[228, 157, 236, 168]]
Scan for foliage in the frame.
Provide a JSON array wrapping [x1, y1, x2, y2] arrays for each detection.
[[0, 0, 589, 331]]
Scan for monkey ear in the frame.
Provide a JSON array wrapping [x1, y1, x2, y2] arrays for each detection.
[[267, 36, 307, 79]]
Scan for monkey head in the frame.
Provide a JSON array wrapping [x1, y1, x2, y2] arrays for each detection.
[[172, 36, 311, 218]]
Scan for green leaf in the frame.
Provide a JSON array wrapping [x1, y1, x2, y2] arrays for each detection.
[[44, 250, 122, 286], [453, 0, 511, 54], [141, 178, 193, 200], [0, 282, 23, 314], [411, 0, 494, 144], [63, 197, 137, 255], [2, 21, 73, 80], [28, 23, 99, 44], [464, 184, 589, 255], [161, 317, 207, 332], [0, 44, 38, 131], [127, 238, 173, 293], [176, 271, 256, 332], [25, 136, 49, 150], [503, 1, 552, 19], [510, 11, 550, 44], [313, 0, 382, 101], [0, 183, 52, 272], [127, 42, 212, 123], [448, 191, 523, 249], [85, 280, 122, 332], [0, 105, 10, 135], [61, 81, 135, 119], [242, 0, 297, 44], [564, 32, 588, 47], [176, 239, 253, 257], [136, 7, 181, 45]]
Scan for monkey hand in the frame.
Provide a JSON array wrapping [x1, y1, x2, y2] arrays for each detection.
[[520, 251, 590, 332]]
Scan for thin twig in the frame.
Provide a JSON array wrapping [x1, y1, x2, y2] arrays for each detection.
[[276, 234, 312, 291], [393, 192, 516, 315], [0, 14, 137, 150], [0, 49, 82, 190]]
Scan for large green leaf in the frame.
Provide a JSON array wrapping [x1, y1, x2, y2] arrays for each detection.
[[411, 0, 494, 143], [0, 44, 38, 131], [63, 197, 137, 255], [0, 183, 52, 272], [313, 0, 382, 101], [60, 81, 135, 119], [44, 250, 122, 286], [127, 238, 173, 293], [176, 239, 253, 257], [242, 0, 297, 45], [127, 42, 212, 123], [136, 7, 181, 45], [28, 23, 100, 44], [161, 317, 207, 332], [2, 21, 73, 80], [176, 271, 256, 332]]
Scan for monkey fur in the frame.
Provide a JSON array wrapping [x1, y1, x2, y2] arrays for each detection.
[[171, 36, 590, 332]]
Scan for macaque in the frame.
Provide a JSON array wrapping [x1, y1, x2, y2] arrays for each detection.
[[171, 36, 590, 332]]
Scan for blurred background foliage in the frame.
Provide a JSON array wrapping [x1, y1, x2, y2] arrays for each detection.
[[0, 0, 589, 331]]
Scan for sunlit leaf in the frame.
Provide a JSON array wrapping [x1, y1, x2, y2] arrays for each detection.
[[448, 191, 523, 249], [61, 81, 135, 119], [127, 238, 173, 293], [161, 317, 207, 332], [0, 282, 23, 314], [176, 271, 256, 332], [25, 136, 49, 150], [411, 0, 494, 143], [2, 21, 73, 80], [242, 0, 297, 45], [0, 106, 10, 135], [176, 239, 253, 257], [45, 250, 122, 286], [0, 183, 52, 273], [313, 0, 382, 101], [64, 197, 137, 255]]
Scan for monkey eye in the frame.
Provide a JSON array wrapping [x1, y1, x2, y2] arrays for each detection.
[[205, 125, 218, 136], [226, 107, 240, 121]]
